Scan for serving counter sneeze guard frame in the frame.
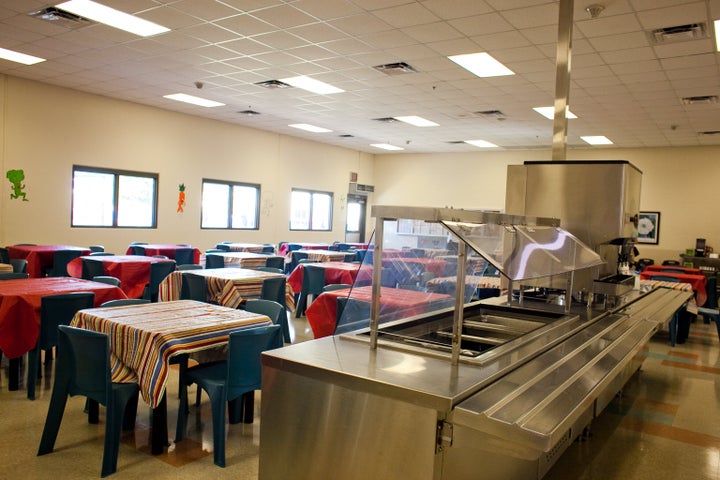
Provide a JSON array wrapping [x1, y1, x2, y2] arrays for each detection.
[[259, 205, 691, 480]]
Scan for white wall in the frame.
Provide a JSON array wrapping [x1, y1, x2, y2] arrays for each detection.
[[0, 75, 374, 254]]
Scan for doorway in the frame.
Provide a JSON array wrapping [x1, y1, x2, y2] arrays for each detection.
[[345, 194, 366, 243]]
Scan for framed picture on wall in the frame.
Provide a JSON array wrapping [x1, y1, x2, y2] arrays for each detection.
[[637, 211, 660, 244]]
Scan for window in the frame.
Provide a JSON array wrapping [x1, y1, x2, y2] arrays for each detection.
[[201, 179, 260, 229], [72, 166, 157, 227], [290, 188, 333, 231]]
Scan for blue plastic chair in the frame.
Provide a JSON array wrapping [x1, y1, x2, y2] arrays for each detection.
[[174, 324, 282, 467], [259, 277, 290, 342], [180, 272, 207, 302], [0, 272, 29, 280], [264, 256, 285, 270], [205, 254, 225, 269], [295, 264, 325, 318], [174, 248, 196, 266], [27, 292, 96, 400], [142, 261, 177, 302], [37, 325, 139, 477], [101, 299, 150, 307]]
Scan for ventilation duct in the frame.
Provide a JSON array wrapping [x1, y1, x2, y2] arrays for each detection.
[[650, 23, 706, 44]]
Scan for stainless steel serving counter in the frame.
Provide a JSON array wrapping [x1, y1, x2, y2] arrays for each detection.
[[259, 286, 691, 480]]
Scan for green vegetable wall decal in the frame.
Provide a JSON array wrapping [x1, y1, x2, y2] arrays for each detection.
[[6, 169, 28, 201]]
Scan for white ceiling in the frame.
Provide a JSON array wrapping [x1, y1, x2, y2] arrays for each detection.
[[1, 0, 719, 153]]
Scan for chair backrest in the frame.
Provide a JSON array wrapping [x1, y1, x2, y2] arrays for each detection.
[[101, 299, 150, 307], [10, 258, 28, 273], [355, 249, 367, 263], [215, 244, 231, 251], [261, 276, 287, 306], [262, 244, 275, 253], [56, 325, 110, 404], [177, 264, 203, 271], [636, 258, 654, 271], [343, 252, 357, 262], [649, 274, 680, 282], [180, 272, 207, 301], [205, 254, 225, 269], [704, 275, 718, 310], [335, 297, 371, 335], [174, 248, 196, 266], [0, 247, 9, 264], [323, 283, 351, 292], [380, 267, 397, 288], [264, 256, 285, 270], [92, 276, 121, 287], [661, 268, 686, 273], [39, 292, 96, 350], [146, 261, 177, 300], [81, 258, 105, 280], [302, 265, 326, 296], [225, 325, 282, 399], [89, 252, 114, 256], [244, 299, 284, 327], [257, 266, 284, 274], [289, 251, 308, 272], [0, 272, 29, 280], [130, 245, 147, 255], [335, 243, 350, 251], [662, 260, 681, 266], [88, 245, 105, 252]]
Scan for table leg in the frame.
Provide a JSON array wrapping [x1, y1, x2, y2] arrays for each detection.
[[242, 390, 254, 424], [151, 393, 169, 455]]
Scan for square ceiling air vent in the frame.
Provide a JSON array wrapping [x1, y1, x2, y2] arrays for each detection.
[[681, 95, 718, 105], [699, 130, 720, 136], [650, 23, 706, 44], [255, 80, 291, 89], [238, 110, 260, 116], [373, 117, 399, 123], [28, 6, 91, 29], [373, 62, 418, 75]]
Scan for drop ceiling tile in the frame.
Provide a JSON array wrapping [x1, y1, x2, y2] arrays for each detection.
[[222, 55, 271, 70], [384, 43, 439, 61], [215, 14, 275, 36], [425, 38, 484, 56], [520, 25, 559, 45], [180, 23, 241, 44], [288, 22, 347, 43], [609, 59, 661, 74], [329, 13, 394, 36], [448, 13, 514, 36], [599, 46, 656, 64], [251, 4, 317, 29], [169, 0, 241, 22], [575, 14, 643, 38], [652, 39, 715, 59], [660, 52, 717, 70], [360, 30, 418, 49], [587, 31, 650, 51], [420, 0, 492, 20], [499, 3, 560, 30], [401, 22, 464, 43], [293, 0, 364, 20], [251, 30, 308, 50], [219, 37, 274, 56], [472, 30, 532, 51], [370, 3, 440, 29], [636, 2, 709, 29], [140, 5, 202, 30]]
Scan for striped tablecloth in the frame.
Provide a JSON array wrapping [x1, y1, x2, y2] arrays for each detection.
[[158, 268, 294, 310], [205, 251, 282, 269], [70, 300, 271, 408], [220, 243, 265, 253], [296, 249, 348, 263]]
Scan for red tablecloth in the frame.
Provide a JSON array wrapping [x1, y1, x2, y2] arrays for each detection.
[[221, 243, 265, 252], [287, 261, 364, 293], [643, 265, 704, 275], [306, 285, 453, 338], [125, 244, 201, 263], [67, 255, 176, 298], [640, 271, 707, 306], [0, 277, 127, 359], [7, 245, 91, 278], [278, 242, 331, 256], [382, 257, 447, 278]]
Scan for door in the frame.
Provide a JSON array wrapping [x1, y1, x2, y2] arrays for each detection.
[[345, 195, 366, 243]]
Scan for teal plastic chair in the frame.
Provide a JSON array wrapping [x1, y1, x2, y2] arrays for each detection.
[[10, 258, 27, 273], [82, 259, 106, 280], [88, 245, 104, 252], [101, 299, 150, 307], [142, 261, 177, 302], [177, 264, 203, 271], [0, 272, 29, 280], [175, 324, 282, 467], [264, 256, 284, 270], [27, 292, 96, 400], [92, 276, 121, 287], [37, 325, 139, 478], [256, 266, 284, 274], [174, 248, 195, 266], [260, 277, 290, 342], [244, 299, 284, 330], [295, 264, 325, 318], [180, 272, 207, 302], [205, 254, 225, 269], [48, 250, 84, 277], [0, 247, 9, 263], [323, 283, 351, 292]]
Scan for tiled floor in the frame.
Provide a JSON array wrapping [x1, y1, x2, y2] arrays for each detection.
[[1, 316, 718, 479]]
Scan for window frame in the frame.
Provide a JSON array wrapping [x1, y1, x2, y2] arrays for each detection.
[[289, 188, 334, 231], [200, 178, 261, 230], [71, 165, 158, 228]]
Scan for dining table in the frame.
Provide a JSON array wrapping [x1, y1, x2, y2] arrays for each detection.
[[305, 285, 454, 339], [0, 277, 127, 390], [218, 242, 265, 253], [293, 249, 348, 263], [6, 245, 91, 278], [70, 300, 272, 454], [125, 244, 201, 264], [643, 265, 705, 275], [66, 255, 177, 298], [158, 268, 294, 310], [205, 251, 283, 269], [287, 261, 366, 293], [382, 256, 448, 279], [424, 275, 502, 296], [640, 270, 707, 306], [278, 242, 331, 257]]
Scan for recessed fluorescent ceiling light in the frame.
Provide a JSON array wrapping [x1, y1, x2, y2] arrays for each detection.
[[581, 135, 613, 145], [0, 47, 45, 65], [448, 52, 514, 77], [280, 76, 344, 94], [715, 19, 720, 51], [163, 93, 225, 107], [394, 116, 439, 127], [533, 106, 578, 119], [464, 139, 498, 148], [371, 143, 404, 151], [56, 0, 169, 37], [289, 123, 332, 133]]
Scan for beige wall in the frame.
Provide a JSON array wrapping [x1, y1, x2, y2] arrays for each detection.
[[0, 75, 374, 254], [3, 73, 719, 267], [374, 146, 720, 265]]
